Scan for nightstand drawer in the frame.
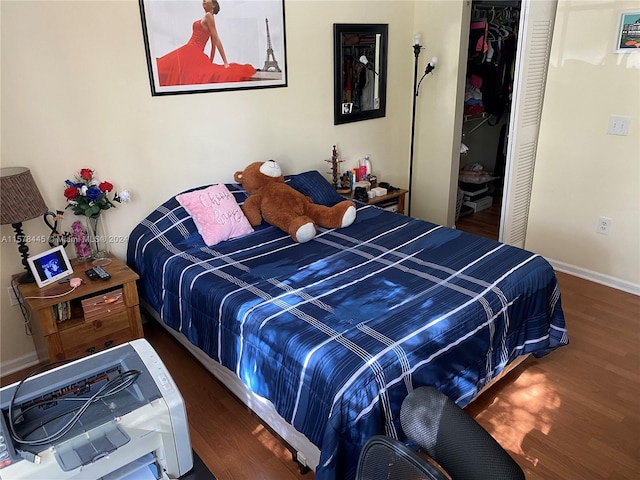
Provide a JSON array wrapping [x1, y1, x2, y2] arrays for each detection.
[[81, 288, 126, 323], [59, 311, 129, 350], [61, 328, 133, 358]]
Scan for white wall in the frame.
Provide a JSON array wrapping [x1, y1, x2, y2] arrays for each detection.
[[527, 0, 640, 291], [411, 0, 469, 224]]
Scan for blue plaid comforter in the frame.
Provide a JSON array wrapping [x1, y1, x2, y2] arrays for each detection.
[[127, 182, 568, 480]]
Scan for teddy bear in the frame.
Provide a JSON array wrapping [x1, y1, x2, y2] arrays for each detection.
[[234, 160, 356, 243]]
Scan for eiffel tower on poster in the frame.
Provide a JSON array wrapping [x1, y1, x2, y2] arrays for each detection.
[[262, 18, 281, 72]]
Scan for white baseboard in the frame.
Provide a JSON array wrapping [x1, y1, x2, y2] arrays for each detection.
[[0, 351, 39, 378], [549, 259, 640, 296]]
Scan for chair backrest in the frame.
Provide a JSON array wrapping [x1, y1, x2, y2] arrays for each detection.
[[400, 386, 525, 480], [356, 386, 526, 480], [356, 435, 448, 480]]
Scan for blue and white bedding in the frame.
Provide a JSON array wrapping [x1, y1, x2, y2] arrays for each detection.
[[127, 171, 568, 480]]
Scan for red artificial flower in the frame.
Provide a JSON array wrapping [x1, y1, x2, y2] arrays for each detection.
[[99, 181, 114, 193], [64, 186, 80, 200], [79, 168, 93, 180]]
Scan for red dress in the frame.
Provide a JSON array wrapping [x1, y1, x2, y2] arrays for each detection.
[[156, 20, 256, 86]]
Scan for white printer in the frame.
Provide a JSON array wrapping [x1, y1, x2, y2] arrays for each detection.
[[0, 339, 193, 479]]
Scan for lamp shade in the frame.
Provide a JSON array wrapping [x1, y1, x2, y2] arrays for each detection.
[[0, 167, 48, 225]]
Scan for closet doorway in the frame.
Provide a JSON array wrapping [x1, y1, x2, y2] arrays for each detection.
[[455, 0, 557, 248]]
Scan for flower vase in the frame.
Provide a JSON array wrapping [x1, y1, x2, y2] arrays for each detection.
[[86, 215, 111, 266]]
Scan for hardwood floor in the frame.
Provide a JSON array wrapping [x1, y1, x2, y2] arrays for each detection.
[[456, 198, 502, 240], [2, 273, 639, 478], [466, 272, 640, 479]]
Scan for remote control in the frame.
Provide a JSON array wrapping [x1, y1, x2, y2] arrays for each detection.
[[85, 268, 100, 281], [92, 265, 111, 280]]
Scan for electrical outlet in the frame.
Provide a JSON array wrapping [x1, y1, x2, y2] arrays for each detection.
[[7, 286, 19, 306], [597, 216, 612, 235]]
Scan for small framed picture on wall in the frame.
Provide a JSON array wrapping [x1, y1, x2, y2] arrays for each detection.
[[615, 11, 640, 53], [139, 0, 287, 95]]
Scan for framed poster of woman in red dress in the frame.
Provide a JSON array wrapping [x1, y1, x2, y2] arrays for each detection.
[[139, 0, 287, 95]]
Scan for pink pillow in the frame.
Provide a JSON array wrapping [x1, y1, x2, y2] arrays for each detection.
[[176, 184, 254, 246]]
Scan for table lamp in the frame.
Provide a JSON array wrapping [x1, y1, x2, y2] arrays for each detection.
[[0, 167, 49, 283]]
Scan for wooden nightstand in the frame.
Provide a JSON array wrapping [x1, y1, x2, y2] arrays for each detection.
[[15, 255, 143, 362], [345, 188, 408, 215]]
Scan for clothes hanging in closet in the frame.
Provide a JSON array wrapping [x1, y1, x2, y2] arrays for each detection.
[[464, 8, 518, 123]]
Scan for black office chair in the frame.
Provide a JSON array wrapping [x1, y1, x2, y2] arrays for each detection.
[[356, 386, 525, 480]]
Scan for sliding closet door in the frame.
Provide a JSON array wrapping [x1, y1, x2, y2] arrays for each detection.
[[499, 0, 557, 247]]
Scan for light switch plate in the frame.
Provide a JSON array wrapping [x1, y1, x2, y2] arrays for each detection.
[[608, 115, 630, 136]]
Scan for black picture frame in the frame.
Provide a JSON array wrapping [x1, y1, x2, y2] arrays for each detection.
[[334, 23, 388, 125], [139, 0, 287, 96]]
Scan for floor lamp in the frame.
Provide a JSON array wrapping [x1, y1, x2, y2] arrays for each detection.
[[0, 167, 49, 283], [408, 34, 438, 217]]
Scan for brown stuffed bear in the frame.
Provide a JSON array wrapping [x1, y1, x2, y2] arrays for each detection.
[[234, 160, 356, 243]]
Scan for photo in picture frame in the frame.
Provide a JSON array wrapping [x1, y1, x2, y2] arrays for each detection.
[[139, 0, 287, 95], [615, 11, 640, 53], [27, 245, 74, 288]]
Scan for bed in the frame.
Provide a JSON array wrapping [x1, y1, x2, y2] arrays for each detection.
[[126, 170, 568, 480]]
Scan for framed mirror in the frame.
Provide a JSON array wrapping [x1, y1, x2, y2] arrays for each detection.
[[334, 23, 388, 125]]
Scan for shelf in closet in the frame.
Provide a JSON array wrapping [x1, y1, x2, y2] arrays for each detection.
[[464, 112, 492, 135]]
